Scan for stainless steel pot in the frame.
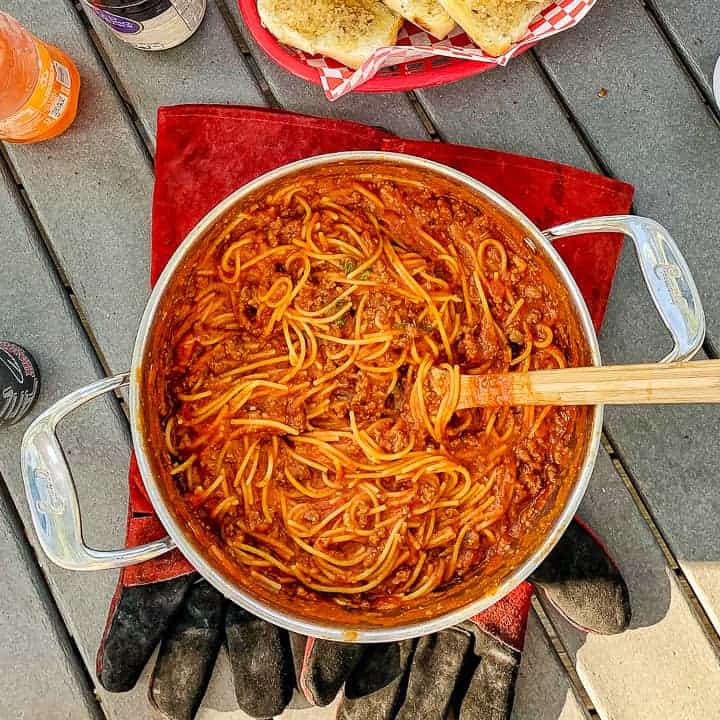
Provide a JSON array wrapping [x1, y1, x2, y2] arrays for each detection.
[[21, 152, 705, 642]]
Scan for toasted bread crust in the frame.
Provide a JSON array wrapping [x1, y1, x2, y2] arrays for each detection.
[[381, 0, 456, 39], [438, 0, 547, 56], [258, 0, 403, 69]]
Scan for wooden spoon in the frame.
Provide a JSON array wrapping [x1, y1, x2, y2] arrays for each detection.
[[429, 359, 720, 409]]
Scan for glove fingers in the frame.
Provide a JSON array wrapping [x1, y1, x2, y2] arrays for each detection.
[[98, 574, 196, 692], [296, 637, 365, 706], [149, 581, 226, 720], [225, 604, 294, 718], [396, 631, 471, 720], [530, 517, 631, 634], [339, 641, 414, 720], [459, 631, 520, 720]]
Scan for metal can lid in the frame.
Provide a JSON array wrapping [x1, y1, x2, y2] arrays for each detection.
[[0, 341, 40, 428]]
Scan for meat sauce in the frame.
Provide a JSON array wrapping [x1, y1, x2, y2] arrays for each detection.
[[143, 164, 590, 618]]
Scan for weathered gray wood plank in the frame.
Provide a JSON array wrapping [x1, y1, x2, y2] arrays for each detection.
[[532, 0, 720, 639], [82, 0, 266, 147], [0, 161, 152, 719], [648, 0, 720, 106], [535, 0, 720, 353], [2, 0, 154, 374], [416, 54, 593, 170], [221, 0, 429, 138], [540, 450, 720, 720], [603, 352, 720, 635], [0, 477, 101, 720], [512, 612, 589, 720]]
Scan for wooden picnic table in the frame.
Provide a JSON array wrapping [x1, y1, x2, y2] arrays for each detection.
[[1, 1, 719, 718]]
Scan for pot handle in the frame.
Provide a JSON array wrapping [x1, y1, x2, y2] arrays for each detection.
[[21, 372, 176, 571], [543, 215, 705, 363]]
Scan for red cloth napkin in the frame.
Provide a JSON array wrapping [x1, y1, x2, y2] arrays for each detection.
[[121, 105, 633, 645]]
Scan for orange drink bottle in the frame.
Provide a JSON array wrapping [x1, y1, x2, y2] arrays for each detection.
[[0, 12, 80, 143]]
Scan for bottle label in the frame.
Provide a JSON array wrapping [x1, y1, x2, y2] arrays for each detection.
[[91, 1, 206, 50], [92, 8, 142, 34], [52, 60, 71, 88], [0, 42, 75, 142], [0, 342, 39, 427]]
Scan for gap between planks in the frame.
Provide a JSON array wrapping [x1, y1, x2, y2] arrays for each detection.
[[213, 0, 280, 108], [528, 32, 719, 360], [532, 597, 598, 715], [0, 147, 132, 437], [0, 470, 108, 720], [601, 432, 720, 657], [406, 90, 441, 139], [642, 0, 720, 128], [67, 0, 157, 160], [0, 147, 115, 385]]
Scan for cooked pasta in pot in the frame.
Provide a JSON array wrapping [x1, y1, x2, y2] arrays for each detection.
[[147, 165, 589, 612]]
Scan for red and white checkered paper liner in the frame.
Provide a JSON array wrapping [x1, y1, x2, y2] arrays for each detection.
[[285, 0, 595, 100]]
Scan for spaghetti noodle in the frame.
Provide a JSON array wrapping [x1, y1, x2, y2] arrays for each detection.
[[152, 167, 587, 610]]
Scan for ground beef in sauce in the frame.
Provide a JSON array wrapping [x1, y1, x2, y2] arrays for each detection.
[[153, 167, 589, 615]]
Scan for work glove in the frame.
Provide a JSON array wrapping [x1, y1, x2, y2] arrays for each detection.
[[98, 570, 307, 719], [297, 516, 629, 720], [97, 502, 630, 720]]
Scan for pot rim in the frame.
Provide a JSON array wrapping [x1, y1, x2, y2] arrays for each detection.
[[129, 151, 603, 642]]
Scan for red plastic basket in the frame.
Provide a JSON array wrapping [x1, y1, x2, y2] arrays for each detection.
[[238, 0, 504, 93]]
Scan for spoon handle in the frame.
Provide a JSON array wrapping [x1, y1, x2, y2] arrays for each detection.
[[443, 359, 720, 409]]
